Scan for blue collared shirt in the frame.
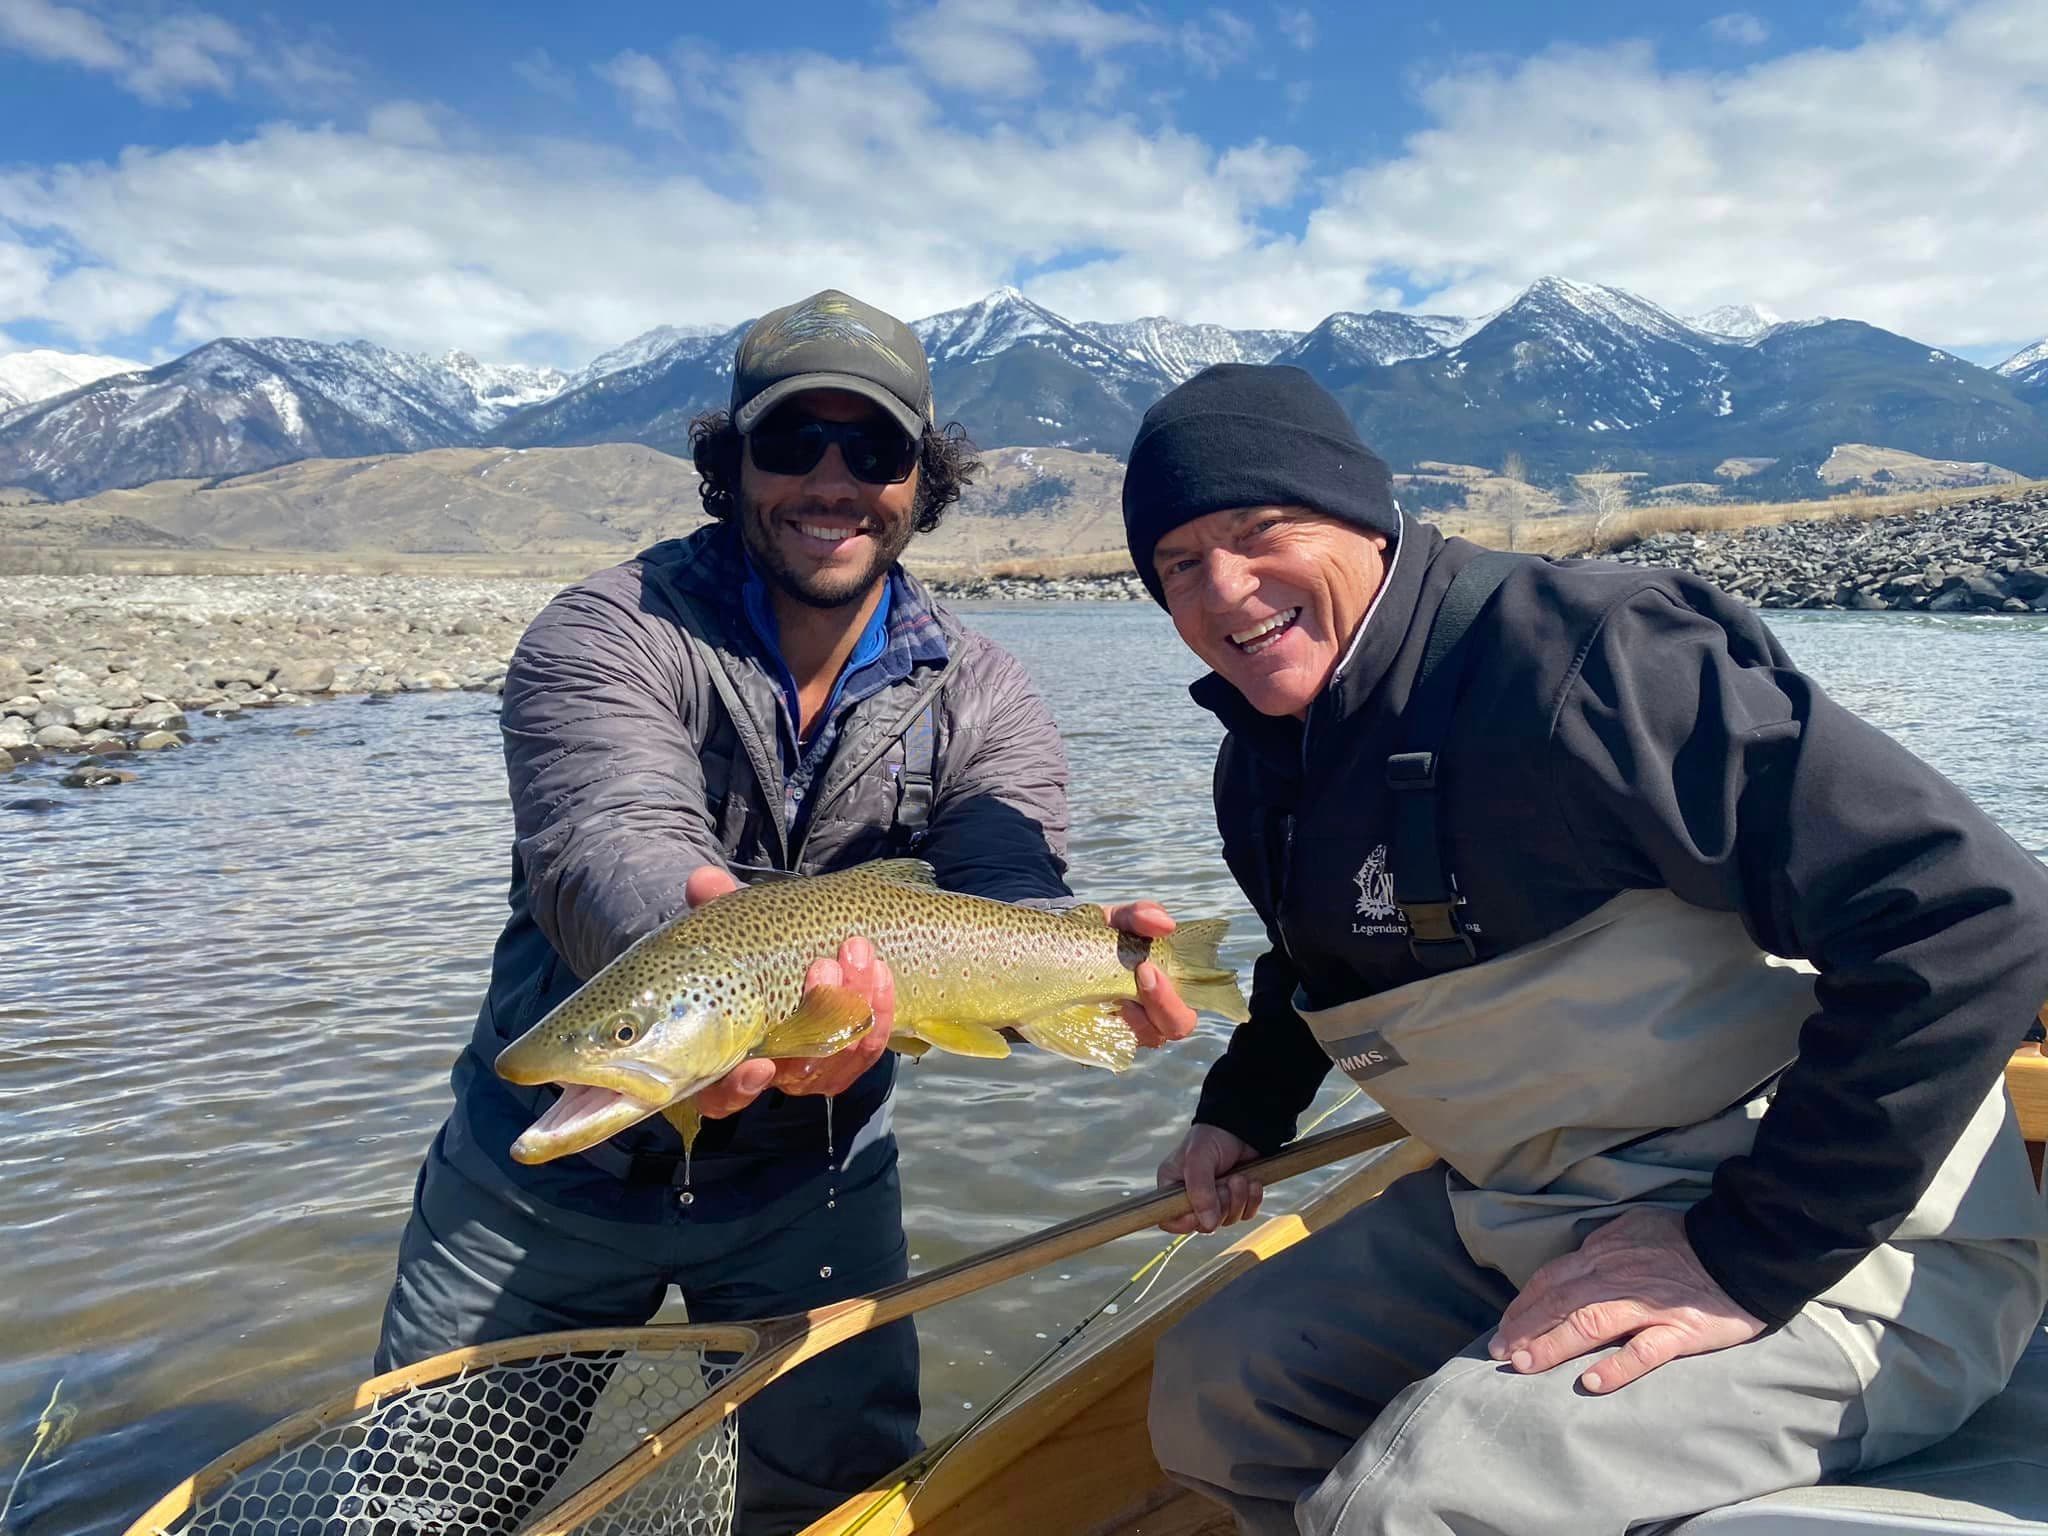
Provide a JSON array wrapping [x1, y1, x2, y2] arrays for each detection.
[[739, 551, 950, 838]]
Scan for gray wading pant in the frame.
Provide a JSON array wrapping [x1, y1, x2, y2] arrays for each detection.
[[375, 1110, 918, 1536], [1151, 1166, 1887, 1536]]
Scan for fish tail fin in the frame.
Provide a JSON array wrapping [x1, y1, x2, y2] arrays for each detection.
[[1158, 918, 1250, 1023]]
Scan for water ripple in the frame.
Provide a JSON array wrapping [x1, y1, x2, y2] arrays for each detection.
[[4, 605, 2045, 1534]]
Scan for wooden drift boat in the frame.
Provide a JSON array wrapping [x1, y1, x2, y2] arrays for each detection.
[[798, 1038, 2048, 1536]]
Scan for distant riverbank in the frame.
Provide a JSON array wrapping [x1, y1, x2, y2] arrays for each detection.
[[1605, 486, 2048, 612], [7, 488, 2046, 793], [0, 572, 554, 792]]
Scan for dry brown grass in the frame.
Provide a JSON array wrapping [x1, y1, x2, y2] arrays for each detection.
[[909, 548, 1136, 582], [0, 544, 617, 579], [5, 475, 2042, 581], [1503, 478, 2048, 557]]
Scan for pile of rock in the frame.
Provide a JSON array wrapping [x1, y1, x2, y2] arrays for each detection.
[[1606, 488, 2048, 613], [927, 571, 1147, 602], [0, 572, 563, 788]]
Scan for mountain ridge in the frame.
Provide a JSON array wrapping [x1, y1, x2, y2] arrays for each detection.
[[5, 280, 2045, 500]]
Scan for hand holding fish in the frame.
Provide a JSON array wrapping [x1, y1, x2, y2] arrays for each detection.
[[1100, 900, 1201, 1049], [495, 858, 1251, 1166], [683, 866, 898, 1117]]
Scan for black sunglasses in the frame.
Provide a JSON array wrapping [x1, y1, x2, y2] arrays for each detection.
[[747, 415, 919, 485]]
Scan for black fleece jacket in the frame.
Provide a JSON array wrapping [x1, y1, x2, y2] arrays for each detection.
[[1193, 516, 2048, 1327]]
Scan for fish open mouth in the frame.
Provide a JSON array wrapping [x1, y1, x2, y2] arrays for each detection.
[[509, 1083, 666, 1165]]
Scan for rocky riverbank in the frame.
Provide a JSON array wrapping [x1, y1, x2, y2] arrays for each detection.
[[9, 490, 2045, 797], [0, 572, 562, 793], [1606, 487, 2048, 613], [923, 571, 1148, 601]]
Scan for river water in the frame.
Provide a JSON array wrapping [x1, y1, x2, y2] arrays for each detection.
[[4, 605, 2047, 1533]]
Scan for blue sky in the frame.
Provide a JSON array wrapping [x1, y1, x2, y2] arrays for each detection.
[[0, 0, 2042, 370]]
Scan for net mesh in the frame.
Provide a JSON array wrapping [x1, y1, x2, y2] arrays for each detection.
[[146, 1344, 739, 1536]]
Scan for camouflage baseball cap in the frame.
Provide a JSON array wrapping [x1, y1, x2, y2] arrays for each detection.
[[730, 289, 934, 438]]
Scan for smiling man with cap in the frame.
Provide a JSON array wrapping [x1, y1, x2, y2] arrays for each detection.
[[373, 288, 1200, 1535]]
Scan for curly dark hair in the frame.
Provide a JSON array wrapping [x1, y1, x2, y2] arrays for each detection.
[[688, 408, 981, 534]]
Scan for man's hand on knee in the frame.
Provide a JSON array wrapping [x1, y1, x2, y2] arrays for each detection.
[[1487, 1206, 1764, 1393]]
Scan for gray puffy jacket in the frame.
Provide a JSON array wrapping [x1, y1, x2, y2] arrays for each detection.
[[458, 523, 1073, 1195]]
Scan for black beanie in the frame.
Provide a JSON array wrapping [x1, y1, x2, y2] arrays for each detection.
[[1122, 363, 1400, 606]]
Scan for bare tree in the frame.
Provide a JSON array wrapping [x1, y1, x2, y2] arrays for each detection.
[[1576, 476, 1634, 552], [1496, 453, 1530, 551]]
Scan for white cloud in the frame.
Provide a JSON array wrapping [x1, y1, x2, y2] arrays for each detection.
[[0, 239, 54, 315], [1, 0, 2043, 360], [1021, 0, 2048, 342], [38, 264, 179, 338], [0, 0, 347, 104], [1276, 5, 1316, 51], [512, 47, 577, 102], [1181, 7, 1257, 77], [123, 11, 246, 101], [894, 0, 1163, 96], [0, 0, 124, 71], [1286, 3, 2048, 345], [0, 35, 1319, 363], [1708, 12, 1771, 46], [365, 101, 445, 148], [596, 49, 682, 133]]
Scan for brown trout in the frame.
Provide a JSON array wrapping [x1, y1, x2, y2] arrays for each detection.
[[495, 858, 1250, 1164]]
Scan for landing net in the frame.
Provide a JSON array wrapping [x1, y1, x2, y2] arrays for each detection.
[[140, 1343, 738, 1536]]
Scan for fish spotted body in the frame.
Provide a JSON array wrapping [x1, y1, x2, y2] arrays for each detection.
[[495, 859, 1250, 1164]]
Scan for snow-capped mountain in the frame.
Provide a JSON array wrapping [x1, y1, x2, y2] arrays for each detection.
[[1440, 275, 1731, 433], [1078, 316, 1301, 384], [438, 352, 567, 425], [8, 280, 2048, 501], [0, 338, 565, 502], [1273, 311, 1470, 379], [913, 288, 1145, 380], [0, 348, 145, 414], [565, 324, 733, 392], [1997, 337, 2048, 398], [492, 322, 749, 453], [1685, 304, 1785, 342]]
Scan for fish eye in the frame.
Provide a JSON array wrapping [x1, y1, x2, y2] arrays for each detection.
[[612, 1021, 638, 1044]]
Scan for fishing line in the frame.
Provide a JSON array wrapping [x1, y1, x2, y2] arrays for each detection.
[[0, 1378, 74, 1531], [850, 1087, 1367, 1536]]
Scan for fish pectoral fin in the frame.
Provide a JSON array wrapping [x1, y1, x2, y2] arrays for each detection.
[[901, 1017, 1012, 1059], [661, 1099, 704, 1154], [763, 985, 875, 1058], [1015, 1001, 1139, 1073], [889, 1032, 935, 1060]]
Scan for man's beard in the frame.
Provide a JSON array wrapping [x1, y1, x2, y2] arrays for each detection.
[[739, 494, 915, 610]]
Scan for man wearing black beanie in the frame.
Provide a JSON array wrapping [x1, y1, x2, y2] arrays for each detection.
[[1123, 363, 1401, 608], [1133, 363, 2048, 1533]]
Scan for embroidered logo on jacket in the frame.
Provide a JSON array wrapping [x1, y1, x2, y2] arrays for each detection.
[[1352, 844, 1408, 937], [1322, 1028, 1408, 1081]]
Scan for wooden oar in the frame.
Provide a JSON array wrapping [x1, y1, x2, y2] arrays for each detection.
[[530, 1111, 1410, 1534]]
